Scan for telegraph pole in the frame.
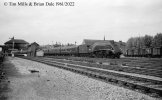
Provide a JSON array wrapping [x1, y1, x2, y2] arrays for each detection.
[[59, 42, 61, 55], [12, 36, 14, 50]]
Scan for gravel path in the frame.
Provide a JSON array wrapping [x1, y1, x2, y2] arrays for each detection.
[[6, 57, 159, 100]]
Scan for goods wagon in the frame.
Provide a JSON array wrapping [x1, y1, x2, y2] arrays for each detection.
[[126, 47, 162, 57]]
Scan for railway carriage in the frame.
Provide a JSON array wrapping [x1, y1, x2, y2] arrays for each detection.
[[77, 44, 90, 57], [45, 46, 78, 56], [60, 45, 78, 56]]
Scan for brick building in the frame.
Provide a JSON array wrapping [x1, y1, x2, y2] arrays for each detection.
[[27, 42, 39, 57], [4, 38, 29, 55]]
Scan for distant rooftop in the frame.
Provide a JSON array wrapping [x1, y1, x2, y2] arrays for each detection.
[[82, 39, 114, 45]]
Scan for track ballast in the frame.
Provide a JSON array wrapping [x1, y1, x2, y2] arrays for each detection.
[[19, 56, 162, 98]]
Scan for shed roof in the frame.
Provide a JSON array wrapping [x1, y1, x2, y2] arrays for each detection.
[[5, 39, 29, 44], [28, 42, 39, 47], [82, 39, 114, 45]]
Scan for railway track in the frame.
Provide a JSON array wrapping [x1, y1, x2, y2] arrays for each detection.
[[19, 56, 162, 98], [47, 56, 162, 78]]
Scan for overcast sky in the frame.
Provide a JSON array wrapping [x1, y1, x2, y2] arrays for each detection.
[[0, 0, 162, 45]]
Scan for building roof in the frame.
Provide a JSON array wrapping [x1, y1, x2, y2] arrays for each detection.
[[5, 39, 29, 44], [31, 42, 39, 46], [28, 42, 39, 47], [82, 39, 114, 46]]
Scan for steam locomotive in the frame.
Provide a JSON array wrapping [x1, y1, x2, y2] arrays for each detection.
[[44, 40, 122, 58]]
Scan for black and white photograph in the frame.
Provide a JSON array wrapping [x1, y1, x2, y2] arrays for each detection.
[[0, 0, 162, 100]]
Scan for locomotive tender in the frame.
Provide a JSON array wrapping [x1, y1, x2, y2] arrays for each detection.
[[44, 39, 122, 58]]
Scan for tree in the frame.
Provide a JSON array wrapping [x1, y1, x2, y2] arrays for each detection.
[[126, 37, 134, 49], [126, 33, 162, 50], [152, 33, 162, 47], [143, 35, 153, 48]]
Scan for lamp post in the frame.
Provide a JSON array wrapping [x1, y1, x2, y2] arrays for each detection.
[[12, 37, 14, 50]]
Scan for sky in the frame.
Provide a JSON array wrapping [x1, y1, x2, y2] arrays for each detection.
[[0, 0, 162, 45]]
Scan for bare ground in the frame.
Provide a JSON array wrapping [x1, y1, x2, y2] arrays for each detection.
[[0, 57, 19, 100]]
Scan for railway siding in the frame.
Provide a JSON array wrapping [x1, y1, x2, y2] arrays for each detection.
[[19, 56, 162, 98], [44, 57, 162, 78]]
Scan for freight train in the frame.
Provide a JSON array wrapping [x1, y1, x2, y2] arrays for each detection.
[[125, 47, 162, 57], [44, 40, 123, 58]]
